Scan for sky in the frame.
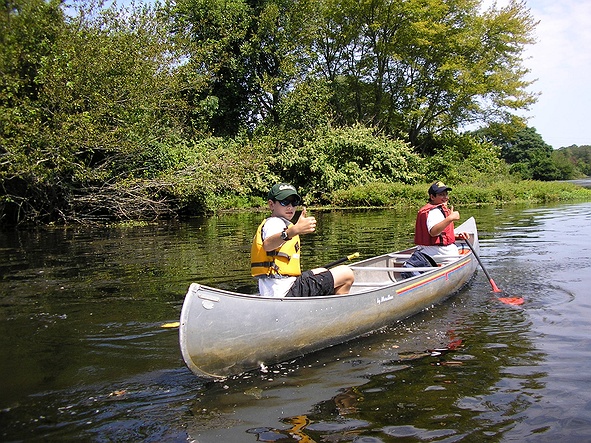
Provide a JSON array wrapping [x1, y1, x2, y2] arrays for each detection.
[[492, 0, 591, 149]]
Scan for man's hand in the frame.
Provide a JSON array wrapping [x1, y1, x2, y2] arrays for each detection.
[[430, 205, 460, 237], [448, 205, 460, 222]]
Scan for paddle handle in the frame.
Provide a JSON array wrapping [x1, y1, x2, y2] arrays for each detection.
[[323, 252, 360, 269], [461, 235, 502, 293]]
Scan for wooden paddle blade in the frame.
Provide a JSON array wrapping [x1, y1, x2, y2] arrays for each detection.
[[498, 297, 525, 306]]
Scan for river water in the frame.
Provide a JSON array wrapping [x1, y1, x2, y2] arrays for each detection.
[[1, 199, 591, 442]]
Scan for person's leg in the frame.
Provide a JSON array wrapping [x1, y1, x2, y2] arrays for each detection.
[[311, 265, 354, 295], [329, 265, 354, 294], [287, 270, 332, 297]]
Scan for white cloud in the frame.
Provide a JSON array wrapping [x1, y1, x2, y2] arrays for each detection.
[[520, 0, 591, 147], [479, 0, 591, 147]]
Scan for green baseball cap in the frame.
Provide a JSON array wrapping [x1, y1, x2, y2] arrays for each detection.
[[267, 183, 301, 204]]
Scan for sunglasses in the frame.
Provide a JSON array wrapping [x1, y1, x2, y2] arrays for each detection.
[[277, 198, 300, 207]]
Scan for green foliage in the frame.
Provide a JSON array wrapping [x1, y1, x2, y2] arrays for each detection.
[[333, 179, 591, 208], [0, 0, 64, 104], [155, 137, 274, 213], [170, 0, 252, 135], [274, 78, 334, 133], [265, 125, 424, 203], [313, 0, 537, 149], [170, 0, 320, 133], [553, 145, 591, 177], [1, 0, 68, 223], [500, 126, 552, 164], [168, 0, 538, 147], [424, 132, 508, 184], [331, 182, 426, 207], [1, 0, 587, 226], [1, 0, 194, 224], [474, 122, 573, 181]]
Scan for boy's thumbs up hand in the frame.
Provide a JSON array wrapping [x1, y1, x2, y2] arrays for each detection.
[[295, 207, 317, 235]]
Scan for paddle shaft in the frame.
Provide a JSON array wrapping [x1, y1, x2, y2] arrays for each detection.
[[323, 252, 360, 269], [462, 237, 502, 293]]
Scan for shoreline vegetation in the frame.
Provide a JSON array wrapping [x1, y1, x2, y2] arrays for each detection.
[[26, 179, 591, 230], [88, 179, 591, 229], [328, 180, 591, 210], [217, 179, 591, 213], [3, 1, 591, 228]]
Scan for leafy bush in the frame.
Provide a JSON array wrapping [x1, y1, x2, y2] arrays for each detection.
[[267, 125, 425, 203], [155, 137, 275, 214], [332, 179, 591, 209], [424, 132, 508, 184]]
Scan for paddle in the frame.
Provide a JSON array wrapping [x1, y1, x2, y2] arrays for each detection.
[[460, 234, 524, 306], [323, 252, 360, 269], [161, 322, 180, 328]]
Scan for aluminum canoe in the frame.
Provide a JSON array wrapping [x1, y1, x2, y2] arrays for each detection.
[[179, 217, 478, 379]]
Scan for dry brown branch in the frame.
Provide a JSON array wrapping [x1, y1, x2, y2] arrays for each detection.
[[68, 179, 179, 224]]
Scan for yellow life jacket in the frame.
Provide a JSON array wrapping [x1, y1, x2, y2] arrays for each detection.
[[251, 217, 301, 277]]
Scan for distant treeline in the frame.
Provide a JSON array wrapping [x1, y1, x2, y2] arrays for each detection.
[[1, 0, 589, 227], [553, 145, 591, 177]]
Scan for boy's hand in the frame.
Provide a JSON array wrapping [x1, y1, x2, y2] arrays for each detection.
[[294, 207, 317, 235]]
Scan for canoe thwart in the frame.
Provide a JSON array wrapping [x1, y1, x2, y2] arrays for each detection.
[[350, 266, 439, 273]]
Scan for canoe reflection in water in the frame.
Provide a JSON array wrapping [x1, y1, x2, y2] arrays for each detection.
[[247, 400, 364, 443]]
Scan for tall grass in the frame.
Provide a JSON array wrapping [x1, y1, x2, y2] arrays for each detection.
[[330, 180, 591, 209]]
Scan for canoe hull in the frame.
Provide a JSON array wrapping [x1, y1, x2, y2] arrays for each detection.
[[179, 217, 478, 379]]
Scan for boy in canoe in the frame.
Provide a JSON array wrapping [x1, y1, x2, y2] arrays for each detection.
[[251, 183, 354, 297], [414, 181, 461, 257]]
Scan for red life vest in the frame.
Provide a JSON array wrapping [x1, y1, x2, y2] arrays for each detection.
[[414, 203, 455, 246]]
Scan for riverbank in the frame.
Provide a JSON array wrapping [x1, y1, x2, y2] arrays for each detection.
[[5, 179, 591, 229], [283, 179, 591, 212]]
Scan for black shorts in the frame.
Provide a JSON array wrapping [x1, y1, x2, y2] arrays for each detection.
[[286, 270, 335, 297]]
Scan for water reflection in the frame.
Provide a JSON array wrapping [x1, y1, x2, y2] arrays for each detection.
[[183, 293, 543, 442], [1, 202, 591, 441]]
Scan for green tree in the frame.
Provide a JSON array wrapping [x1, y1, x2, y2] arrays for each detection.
[[169, 0, 252, 135], [424, 132, 507, 184], [169, 0, 538, 146], [0, 0, 64, 104], [554, 145, 591, 177], [1, 0, 189, 225], [1, 0, 66, 224], [170, 0, 319, 135], [312, 0, 537, 151], [477, 124, 563, 180], [266, 125, 424, 202]]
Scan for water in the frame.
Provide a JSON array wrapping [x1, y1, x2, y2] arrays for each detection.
[[1, 201, 591, 442]]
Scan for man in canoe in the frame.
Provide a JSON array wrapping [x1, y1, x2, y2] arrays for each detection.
[[414, 181, 461, 257], [251, 183, 355, 297]]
